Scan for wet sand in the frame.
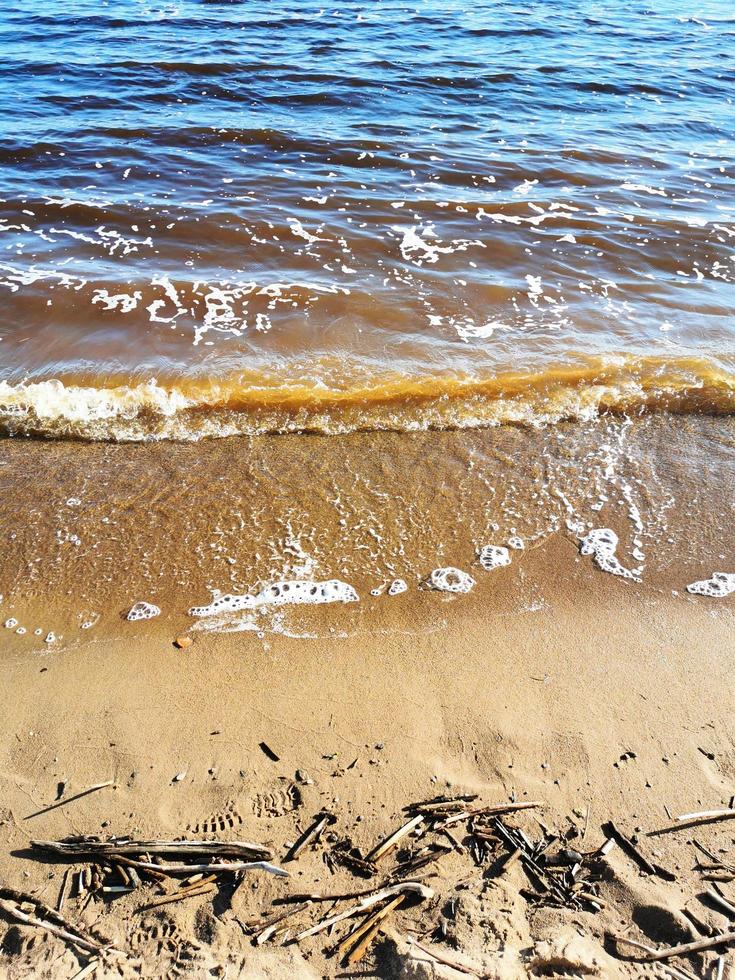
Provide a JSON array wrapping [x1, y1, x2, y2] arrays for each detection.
[[1, 420, 734, 976]]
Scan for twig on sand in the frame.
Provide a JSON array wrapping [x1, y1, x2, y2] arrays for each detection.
[[294, 882, 433, 941], [707, 886, 735, 919], [649, 809, 735, 836], [601, 820, 675, 880], [367, 816, 424, 862], [391, 930, 486, 978], [404, 795, 478, 816], [614, 929, 735, 961], [23, 782, 115, 820], [239, 903, 312, 944], [679, 809, 735, 824]]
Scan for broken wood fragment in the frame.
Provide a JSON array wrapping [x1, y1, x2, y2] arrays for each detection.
[[285, 812, 333, 863], [367, 815, 423, 862], [56, 869, 70, 912], [23, 782, 115, 821], [392, 930, 485, 978], [338, 893, 406, 964]]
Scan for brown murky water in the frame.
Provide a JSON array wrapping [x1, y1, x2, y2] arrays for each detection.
[[1, 414, 733, 646]]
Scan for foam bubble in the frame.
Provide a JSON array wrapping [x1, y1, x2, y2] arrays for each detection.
[[188, 578, 359, 617], [44, 632, 56, 644], [478, 545, 511, 571], [427, 567, 475, 594], [686, 572, 735, 598], [126, 601, 161, 622], [16, 626, 26, 635], [579, 528, 641, 582], [387, 578, 408, 596], [508, 536, 525, 550], [4, 618, 17, 629]]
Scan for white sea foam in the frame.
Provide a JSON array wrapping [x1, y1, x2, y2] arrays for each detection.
[[478, 545, 511, 571], [126, 600, 161, 621], [0, 379, 190, 425], [188, 578, 359, 617], [427, 567, 475, 594], [387, 578, 408, 596], [579, 528, 641, 582], [686, 572, 735, 598]]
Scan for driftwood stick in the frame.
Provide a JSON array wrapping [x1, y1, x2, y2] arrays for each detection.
[[118, 858, 287, 877], [32, 838, 271, 860], [615, 930, 735, 961], [246, 903, 311, 944], [367, 816, 424, 862], [679, 809, 735, 824], [707, 886, 735, 919], [295, 882, 432, 941], [138, 883, 217, 911], [23, 782, 115, 820], [439, 800, 543, 830], [404, 795, 478, 815]]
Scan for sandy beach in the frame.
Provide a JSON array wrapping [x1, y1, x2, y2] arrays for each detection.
[[1, 417, 734, 978]]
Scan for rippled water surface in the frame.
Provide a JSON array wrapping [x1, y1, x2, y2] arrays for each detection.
[[1, 0, 734, 437]]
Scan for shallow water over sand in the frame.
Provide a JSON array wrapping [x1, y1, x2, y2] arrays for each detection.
[[1, 1, 734, 438], [0, 415, 733, 647]]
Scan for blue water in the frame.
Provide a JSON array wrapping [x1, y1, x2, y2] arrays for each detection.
[[0, 1, 734, 438]]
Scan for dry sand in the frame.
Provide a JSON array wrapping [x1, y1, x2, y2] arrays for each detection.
[[1, 528, 735, 978]]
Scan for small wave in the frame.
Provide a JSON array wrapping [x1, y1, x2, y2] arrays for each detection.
[[0, 355, 732, 442]]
